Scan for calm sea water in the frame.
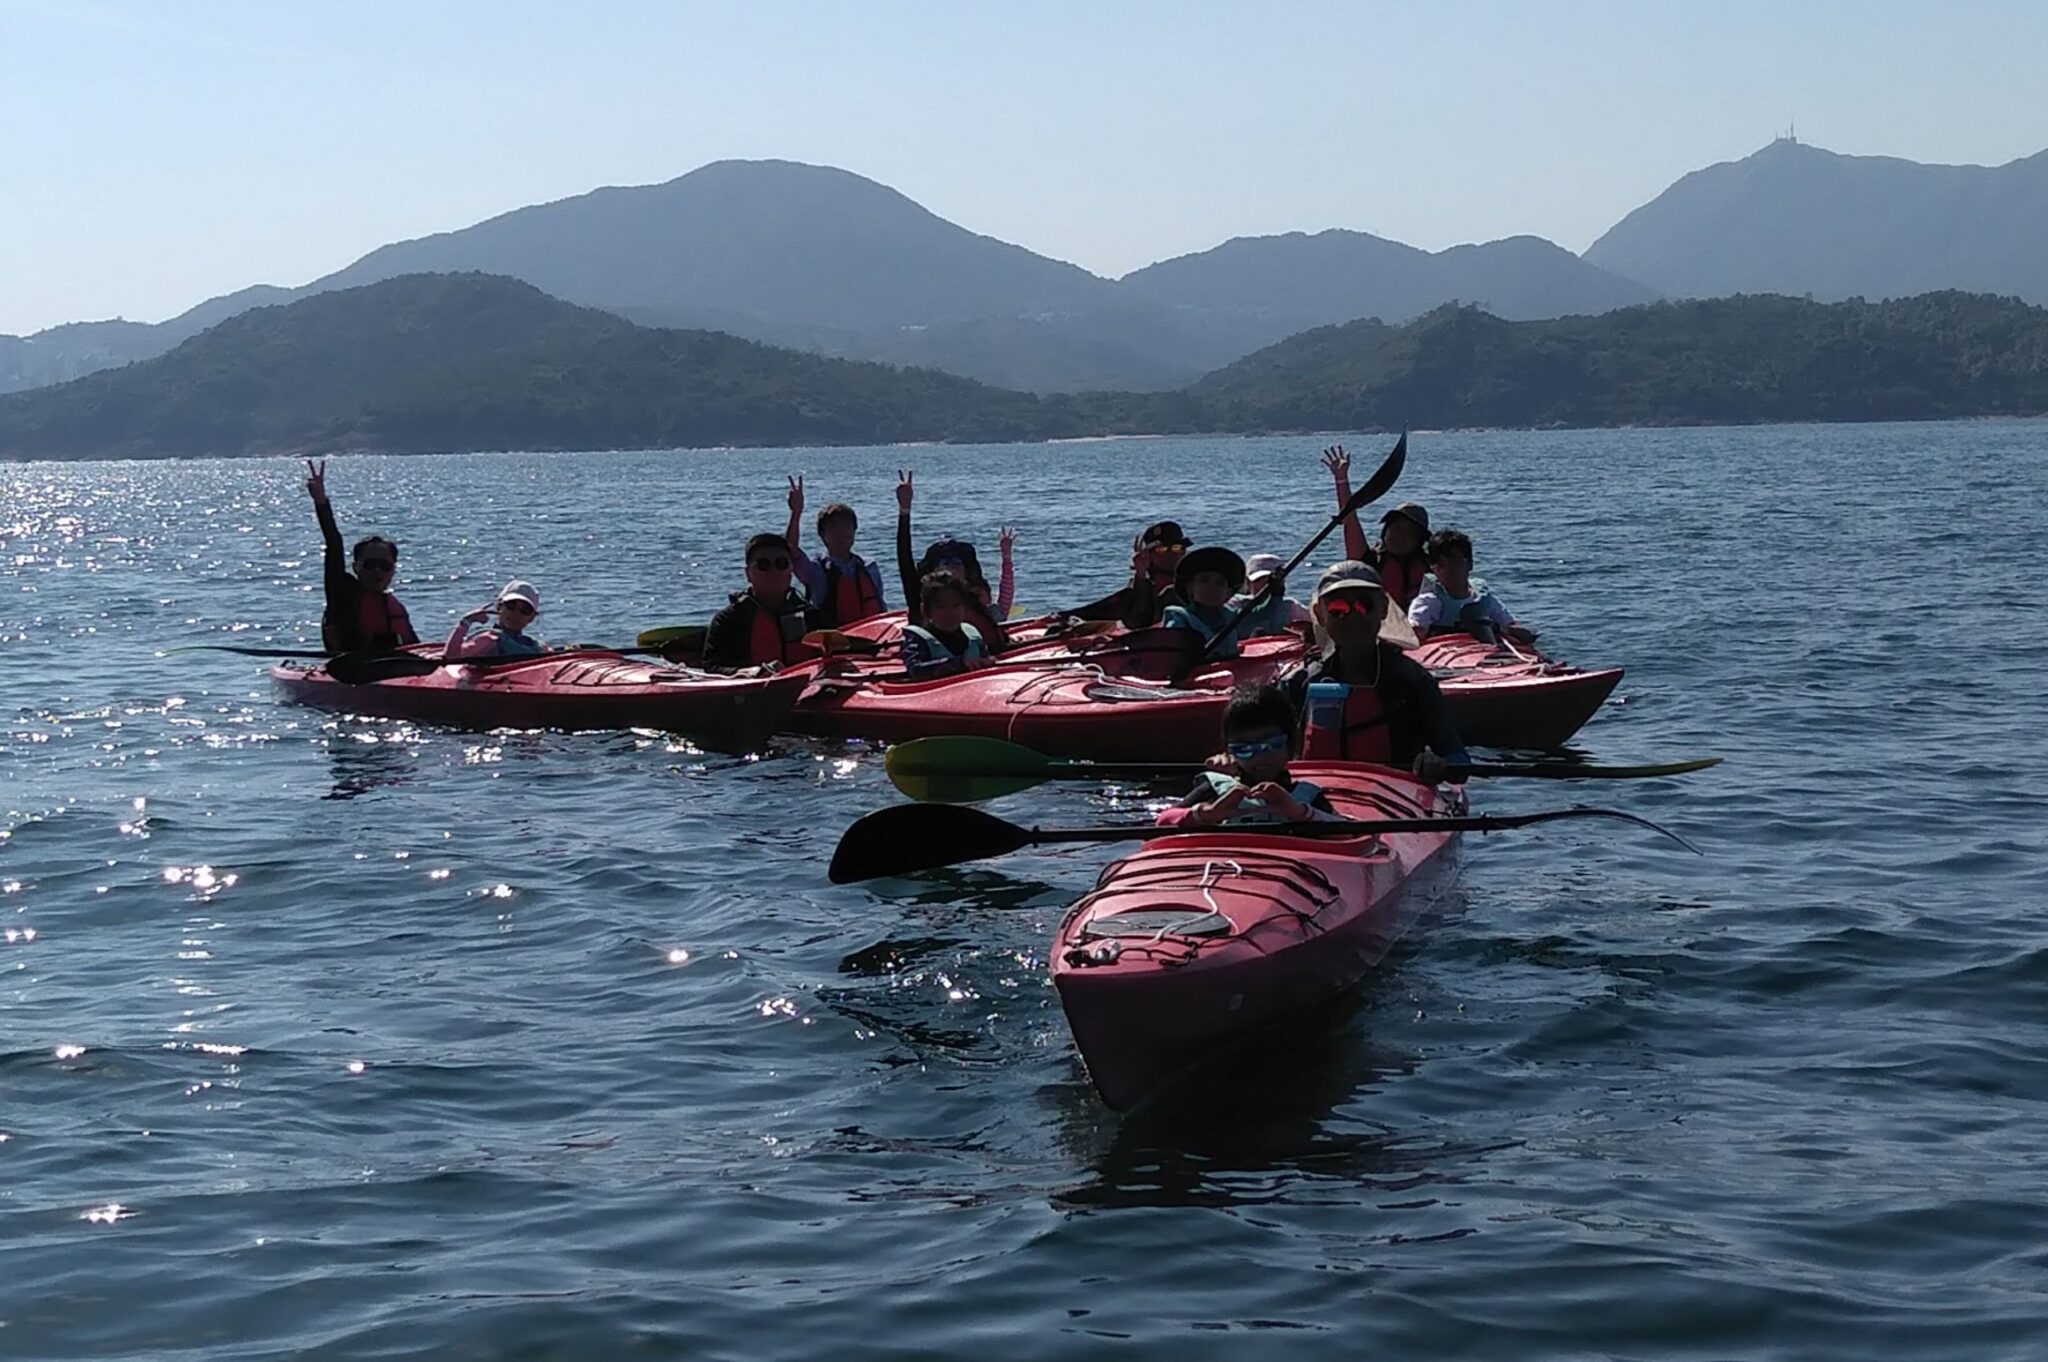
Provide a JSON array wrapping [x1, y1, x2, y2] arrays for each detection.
[[4, 425, 2046, 1360]]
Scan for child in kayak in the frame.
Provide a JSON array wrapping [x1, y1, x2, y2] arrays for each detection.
[[1325, 445, 1431, 609], [704, 532, 823, 671], [305, 459, 419, 656], [445, 581, 547, 659], [1070, 520, 1190, 628], [783, 475, 889, 629], [892, 470, 1009, 649], [1244, 553, 1311, 632], [899, 572, 994, 679], [1157, 685, 1339, 828], [1159, 547, 1290, 659], [1276, 560, 1468, 782], [1408, 529, 1537, 646]]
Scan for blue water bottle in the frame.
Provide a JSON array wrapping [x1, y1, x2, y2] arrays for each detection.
[[1303, 680, 1348, 760]]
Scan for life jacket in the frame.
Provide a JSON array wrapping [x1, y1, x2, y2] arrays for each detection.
[[1378, 552, 1429, 610], [475, 628, 544, 658], [820, 555, 884, 627], [1192, 770, 1331, 825], [1300, 679, 1393, 764], [1415, 575, 1496, 639], [904, 622, 985, 665], [354, 590, 413, 650], [1160, 602, 1238, 657], [747, 597, 817, 666]]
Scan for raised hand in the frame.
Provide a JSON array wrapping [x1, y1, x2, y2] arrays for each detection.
[[895, 469, 913, 512], [1321, 446, 1350, 481], [786, 473, 804, 515], [998, 526, 1016, 559], [304, 458, 328, 503]]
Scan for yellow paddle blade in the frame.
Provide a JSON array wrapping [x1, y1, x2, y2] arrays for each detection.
[[884, 735, 1053, 803], [635, 625, 705, 648]]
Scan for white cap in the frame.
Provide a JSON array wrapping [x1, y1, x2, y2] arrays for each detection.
[[1245, 553, 1285, 579], [496, 580, 541, 611]]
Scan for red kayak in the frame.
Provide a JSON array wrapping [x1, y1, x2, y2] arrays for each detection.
[[794, 633, 1300, 762], [1413, 633, 1623, 749], [270, 649, 808, 748], [1051, 762, 1466, 1111]]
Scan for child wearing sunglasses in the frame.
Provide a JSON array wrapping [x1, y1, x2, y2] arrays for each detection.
[[445, 581, 547, 659], [1155, 685, 1339, 828], [703, 533, 824, 671], [305, 459, 419, 656]]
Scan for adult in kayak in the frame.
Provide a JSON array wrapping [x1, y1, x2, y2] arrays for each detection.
[[1158, 547, 1290, 658], [444, 580, 547, 659], [899, 572, 994, 679], [893, 471, 1009, 648], [1325, 445, 1431, 609], [305, 459, 419, 656], [1407, 528, 1537, 646], [783, 475, 888, 629], [1274, 560, 1468, 782], [1068, 520, 1191, 628], [1157, 684, 1340, 828], [703, 533, 823, 671]]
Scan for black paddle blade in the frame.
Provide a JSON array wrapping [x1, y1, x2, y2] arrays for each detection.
[[1338, 431, 1407, 521], [828, 803, 1033, 883], [325, 652, 443, 685]]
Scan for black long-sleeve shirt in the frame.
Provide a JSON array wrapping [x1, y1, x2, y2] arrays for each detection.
[[315, 498, 416, 656]]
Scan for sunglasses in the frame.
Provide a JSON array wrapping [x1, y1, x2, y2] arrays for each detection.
[[1322, 593, 1383, 617], [750, 556, 792, 571], [1225, 732, 1291, 760], [1147, 543, 1187, 558]]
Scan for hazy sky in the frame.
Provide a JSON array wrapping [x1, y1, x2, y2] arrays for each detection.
[[5, 0, 2047, 333]]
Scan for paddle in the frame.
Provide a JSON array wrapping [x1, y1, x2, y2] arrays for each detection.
[[801, 629, 885, 657], [884, 735, 1723, 803], [828, 800, 1698, 883], [635, 625, 708, 650], [161, 644, 335, 660], [1172, 432, 1407, 683], [321, 644, 677, 685]]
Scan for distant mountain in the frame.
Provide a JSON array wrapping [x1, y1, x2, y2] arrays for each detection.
[[1123, 228, 1656, 348], [7, 272, 2047, 460], [4, 159, 1660, 397], [1191, 291, 2048, 430], [1586, 138, 2048, 302], [0, 285, 299, 395], [0, 274, 1148, 459]]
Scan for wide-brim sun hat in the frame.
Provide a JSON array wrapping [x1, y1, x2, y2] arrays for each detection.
[[1175, 546, 1248, 594]]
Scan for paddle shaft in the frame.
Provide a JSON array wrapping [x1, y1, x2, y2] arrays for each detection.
[[1018, 806, 1692, 849], [1181, 433, 1406, 676]]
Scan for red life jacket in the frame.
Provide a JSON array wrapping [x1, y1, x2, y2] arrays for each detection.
[[359, 591, 413, 648], [1379, 553, 1428, 610], [824, 557, 884, 627], [1301, 681, 1392, 764], [747, 601, 819, 666]]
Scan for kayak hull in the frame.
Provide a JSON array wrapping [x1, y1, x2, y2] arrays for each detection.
[[1051, 763, 1465, 1111], [793, 634, 1299, 762], [1419, 634, 1624, 750], [270, 650, 808, 749]]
